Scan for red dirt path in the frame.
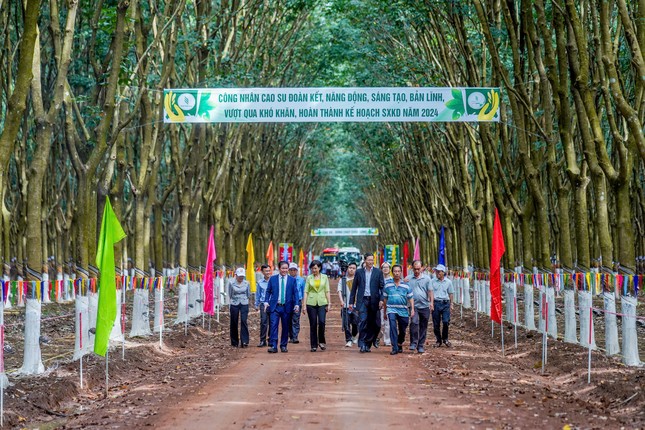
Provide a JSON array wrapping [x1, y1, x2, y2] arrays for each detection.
[[8, 279, 644, 429]]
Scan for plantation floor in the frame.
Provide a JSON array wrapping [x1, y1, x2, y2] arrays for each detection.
[[8, 279, 645, 429]]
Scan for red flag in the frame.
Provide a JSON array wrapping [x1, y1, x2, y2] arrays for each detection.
[[490, 208, 505, 324], [266, 241, 274, 272], [379, 247, 384, 267], [403, 241, 410, 277], [413, 237, 420, 261], [202, 225, 215, 315]]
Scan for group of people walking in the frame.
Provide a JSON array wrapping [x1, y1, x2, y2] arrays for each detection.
[[227, 253, 454, 355]]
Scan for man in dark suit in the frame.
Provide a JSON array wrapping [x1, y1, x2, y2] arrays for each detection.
[[349, 253, 385, 352], [264, 260, 300, 353]]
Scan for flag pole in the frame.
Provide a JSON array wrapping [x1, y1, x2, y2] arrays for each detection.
[[121, 255, 125, 360], [159, 277, 163, 348], [587, 306, 592, 383], [514, 295, 518, 349], [105, 349, 109, 398], [184, 274, 188, 336], [1, 315, 5, 427], [80, 311, 83, 388]]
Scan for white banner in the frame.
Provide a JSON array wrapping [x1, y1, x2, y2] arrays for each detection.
[[164, 87, 500, 123], [311, 228, 379, 237]]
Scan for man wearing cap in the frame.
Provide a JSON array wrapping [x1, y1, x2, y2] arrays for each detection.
[[264, 261, 300, 353], [288, 262, 305, 344], [229, 268, 251, 347], [407, 260, 433, 353], [255, 264, 272, 347], [431, 264, 454, 347]]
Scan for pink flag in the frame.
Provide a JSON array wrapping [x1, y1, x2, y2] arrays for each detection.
[[202, 226, 216, 315], [413, 237, 420, 261]]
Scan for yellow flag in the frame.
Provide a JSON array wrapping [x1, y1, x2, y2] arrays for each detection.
[[298, 249, 304, 276], [246, 233, 256, 293]]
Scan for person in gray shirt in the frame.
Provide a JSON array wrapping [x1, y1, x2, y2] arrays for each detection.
[[229, 267, 251, 347], [431, 264, 455, 347], [407, 260, 433, 353]]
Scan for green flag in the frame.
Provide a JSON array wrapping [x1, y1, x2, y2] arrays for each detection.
[[94, 197, 126, 356]]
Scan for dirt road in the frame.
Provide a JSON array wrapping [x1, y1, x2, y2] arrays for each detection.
[[153, 288, 605, 430], [14, 279, 642, 429]]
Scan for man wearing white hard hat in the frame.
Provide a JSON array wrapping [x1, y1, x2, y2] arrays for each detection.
[[288, 262, 305, 344], [228, 267, 251, 347], [430, 264, 454, 347]]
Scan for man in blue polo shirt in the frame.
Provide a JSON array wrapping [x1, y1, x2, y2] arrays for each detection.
[[382, 264, 414, 355]]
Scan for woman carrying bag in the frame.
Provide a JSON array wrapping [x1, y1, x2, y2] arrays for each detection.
[[303, 260, 331, 352]]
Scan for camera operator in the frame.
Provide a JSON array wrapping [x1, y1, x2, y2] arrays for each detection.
[[338, 260, 358, 347]]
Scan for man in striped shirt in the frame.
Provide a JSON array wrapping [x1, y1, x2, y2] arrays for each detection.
[[382, 265, 415, 355]]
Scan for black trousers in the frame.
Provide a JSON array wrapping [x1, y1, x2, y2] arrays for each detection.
[[409, 307, 431, 347], [230, 304, 249, 346], [306, 305, 327, 348], [341, 308, 359, 342], [432, 300, 451, 342], [358, 297, 379, 348]]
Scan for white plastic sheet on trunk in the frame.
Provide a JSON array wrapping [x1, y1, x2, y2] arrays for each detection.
[[621, 296, 642, 366], [603, 292, 620, 356], [188, 282, 201, 318], [175, 283, 189, 324], [546, 287, 557, 339], [129, 288, 152, 337], [3, 276, 12, 310], [73, 296, 90, 360], [563, 289, 578, 343], [538, 288, 545, 334], [153, 288, 163, 333], [453, 277, 461, 305], [504, 283, 515, 323], [484, 281, 491, 316], [462, 277, 471, 309], [524, 284, 536, 330], [88, 292, 98, 348], [19, 299, 44, 375], [214, 276, 221, 308], [579, 290, 597, 349], [110, 289, 124, 342], [42, 273, 51, 304]]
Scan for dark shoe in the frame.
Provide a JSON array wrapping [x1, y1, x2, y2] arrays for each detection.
[[319, 343, 326, 351], [417, 347, 425, 353], [257, 341, 267, 347], [390, 350, 398, 355], [280, 347, 288, 353], [360, 346, 367, 353], [231, 343, 239, 347], [311, 348, 317, 352], [241, 344, 248, 348], [433, 342, 442, 348], [443, 340, 452, 347], [397, 344, 403, 353], [365, 347, 371, 353], [267, 347, 278, 353], [292, 339, 300, 344], [373, 338, 380, 348]]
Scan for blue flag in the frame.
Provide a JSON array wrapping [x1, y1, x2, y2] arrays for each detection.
[[438, 226, 446, 265]]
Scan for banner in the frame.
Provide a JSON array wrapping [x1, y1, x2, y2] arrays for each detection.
[[310, 227, 378, 236], [279, 243, 294, 263], [384, 245, 400, 266], [164, 87, 500, 123]]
